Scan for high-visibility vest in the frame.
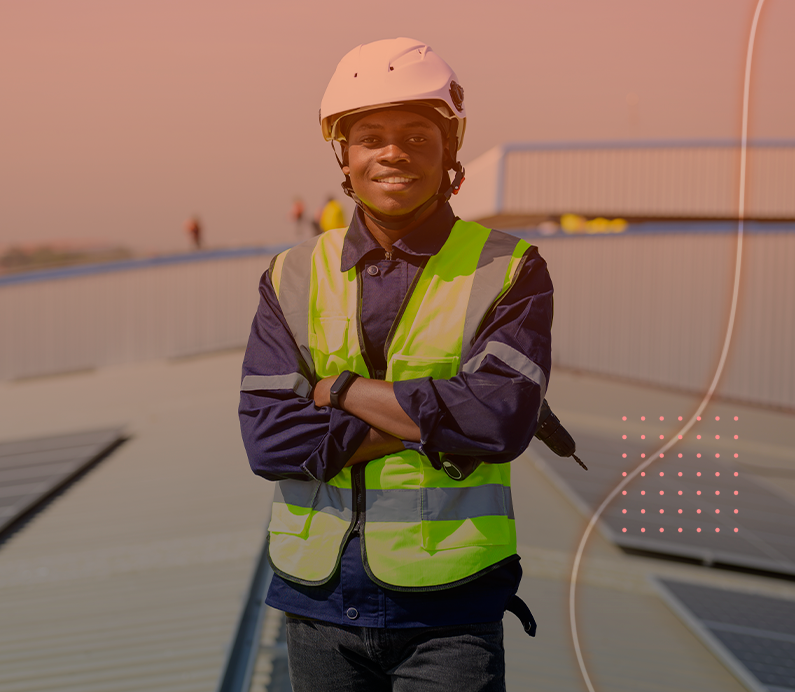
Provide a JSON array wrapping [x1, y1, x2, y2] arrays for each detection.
[[259, 220, 545, 589]]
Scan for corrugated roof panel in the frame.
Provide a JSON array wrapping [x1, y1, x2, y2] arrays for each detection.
[[533, 229, 795, 412], [459, 142, 795, 222]]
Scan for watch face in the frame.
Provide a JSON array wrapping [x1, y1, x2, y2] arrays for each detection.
[[331, 371, 354, 395], [330, 371, 358, 408]]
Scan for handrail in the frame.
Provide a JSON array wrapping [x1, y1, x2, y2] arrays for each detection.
[[0, 244, 292, 288], [216, 526, 274, 692]]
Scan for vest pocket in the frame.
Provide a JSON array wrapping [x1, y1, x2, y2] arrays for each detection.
[[269, 479, 321, 538], [388, 355, 460, 381], [419, 484, 511, 551]]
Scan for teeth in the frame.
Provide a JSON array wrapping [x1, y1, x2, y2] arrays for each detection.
[[377, 177, 414, 183]]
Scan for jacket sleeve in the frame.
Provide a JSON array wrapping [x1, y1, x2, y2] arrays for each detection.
[[393, 245, 553, 463], [238, 269, 371, 482]]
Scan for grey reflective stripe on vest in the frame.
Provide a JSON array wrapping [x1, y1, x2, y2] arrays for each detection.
[[461, 232, 525, 363], [463, 341, 547, 420], [274, 479, 353, 523], [241, 373, 312, 398], [366, 484, 514, 523], [277, 239, 318, 375]]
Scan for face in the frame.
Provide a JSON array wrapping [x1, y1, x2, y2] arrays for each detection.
[[341, 109, 446, 220]]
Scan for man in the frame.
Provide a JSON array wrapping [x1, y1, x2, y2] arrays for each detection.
[[239, 38, 553, 691]]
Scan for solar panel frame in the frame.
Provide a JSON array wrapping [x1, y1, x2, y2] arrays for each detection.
[[532, 427, 795, 577], [652, 577, 795, 692], [0, 428, 125, 537]]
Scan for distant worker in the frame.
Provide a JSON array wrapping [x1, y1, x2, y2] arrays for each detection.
[[318, 195, 346, 233], [184, 216, 202, 250], [290, 197, 306, 237]]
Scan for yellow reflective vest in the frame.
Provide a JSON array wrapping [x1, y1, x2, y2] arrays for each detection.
[[267, 220, 535, 590]]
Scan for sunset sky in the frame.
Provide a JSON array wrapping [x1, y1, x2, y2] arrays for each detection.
[[2, 0, 793, 254]]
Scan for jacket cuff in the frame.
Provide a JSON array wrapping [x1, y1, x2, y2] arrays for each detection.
[[300, 408, 371, 482]]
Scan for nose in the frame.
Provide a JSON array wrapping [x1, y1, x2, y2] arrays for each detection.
[[377, 142, 410, 164]]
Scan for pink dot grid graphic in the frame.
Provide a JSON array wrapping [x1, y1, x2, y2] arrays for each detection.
[[619, 413, 739, 535]]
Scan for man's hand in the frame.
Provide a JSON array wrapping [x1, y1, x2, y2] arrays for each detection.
[[313, 376, 334, 408], [345, 427, 405, 466], [314, 374, 421, 443]]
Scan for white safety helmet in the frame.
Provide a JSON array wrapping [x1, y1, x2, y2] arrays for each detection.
[[320, 37, 466, 150]]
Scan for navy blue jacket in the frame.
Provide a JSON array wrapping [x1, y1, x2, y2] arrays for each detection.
[[239, 202, 553, 628]]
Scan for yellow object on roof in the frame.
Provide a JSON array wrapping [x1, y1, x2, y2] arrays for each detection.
[[319, 199, 346, 232]]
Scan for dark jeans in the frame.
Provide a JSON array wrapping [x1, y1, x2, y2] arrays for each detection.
[[285, 617, 506, 692]]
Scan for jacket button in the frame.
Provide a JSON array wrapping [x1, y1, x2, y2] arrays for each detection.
[[367, 265, 379, 276], [346, 607, 359, 620]]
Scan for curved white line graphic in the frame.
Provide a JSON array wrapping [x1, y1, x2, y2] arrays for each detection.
[[568, 2, 768, 690]]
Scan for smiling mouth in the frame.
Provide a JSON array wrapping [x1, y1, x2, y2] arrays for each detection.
[[373, 176, 418, 184]]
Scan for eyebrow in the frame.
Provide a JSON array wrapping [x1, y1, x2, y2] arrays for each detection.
[[354, 120, 434, 131]]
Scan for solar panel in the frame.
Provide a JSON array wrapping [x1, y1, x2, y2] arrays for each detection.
[[0, 428, 124, 537], [654, 578, 795, 692], [532, 425, 795, 577]]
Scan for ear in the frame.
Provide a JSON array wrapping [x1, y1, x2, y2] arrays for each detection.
[[340, 141, 351, 176], [443, 135, 458, 170], [442, 149, 456, 171]]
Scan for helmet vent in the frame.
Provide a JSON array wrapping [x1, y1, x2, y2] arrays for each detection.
[[389, 66, 394, 71], [449, 81, 465, 113], [354, 73, 357, 77]]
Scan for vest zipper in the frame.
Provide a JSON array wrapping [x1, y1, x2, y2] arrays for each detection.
[[355, 269, 377, 380], [351, 464, 365, 536], [352, 267, 375, 541]]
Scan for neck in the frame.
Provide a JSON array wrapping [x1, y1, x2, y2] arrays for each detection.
[[362, 201, 440, 251]]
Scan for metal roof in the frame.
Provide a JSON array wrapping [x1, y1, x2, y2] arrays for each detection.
[[0, 353, 274, 692], [2, 355, 795, 690]]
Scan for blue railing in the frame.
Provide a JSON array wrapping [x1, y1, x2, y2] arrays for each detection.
[[0, 244, 293, 288], [4, 218, 794, 291]]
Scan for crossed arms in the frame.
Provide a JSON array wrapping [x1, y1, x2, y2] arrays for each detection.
[[239, 248, 553, 482]]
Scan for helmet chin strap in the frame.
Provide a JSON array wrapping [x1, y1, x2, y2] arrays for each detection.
[[332, 141, 465, 233]]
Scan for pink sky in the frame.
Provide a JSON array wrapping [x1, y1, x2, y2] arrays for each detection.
[[2, 0, 793, 254]]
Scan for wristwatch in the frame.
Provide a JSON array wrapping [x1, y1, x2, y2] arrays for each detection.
[[329, 370, 359, 409]]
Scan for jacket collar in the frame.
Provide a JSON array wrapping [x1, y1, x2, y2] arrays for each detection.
[[340, 203, 457, 272]]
